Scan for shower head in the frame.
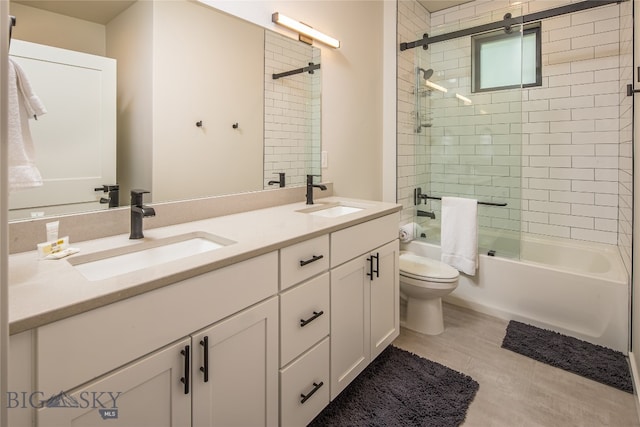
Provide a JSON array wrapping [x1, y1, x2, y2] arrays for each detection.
[[418, 67, 434, 80]]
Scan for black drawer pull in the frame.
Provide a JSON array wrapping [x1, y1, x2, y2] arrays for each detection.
[[300, 254, 324, 267], [199, 336, 209, 383], [300, 310, 324, 327], [180, 345, 190, 395], [300, 381, 324, 404]]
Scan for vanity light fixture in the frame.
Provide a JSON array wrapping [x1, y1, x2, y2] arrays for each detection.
[[425, 80, 448, 93], [272, 12, 340, 49]]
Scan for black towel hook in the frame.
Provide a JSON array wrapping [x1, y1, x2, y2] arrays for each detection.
[[9, 15, 16, 47]]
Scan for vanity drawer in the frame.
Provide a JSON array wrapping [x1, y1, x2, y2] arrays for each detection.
[[280, 235, 329, 290], [280, 272, 329, 366], [331, 212, 400, 267], [280, 337, 330, 427]]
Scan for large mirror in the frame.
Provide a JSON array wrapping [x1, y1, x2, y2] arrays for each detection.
[[8, 0, 321, 221]]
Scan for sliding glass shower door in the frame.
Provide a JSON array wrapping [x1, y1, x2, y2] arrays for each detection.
[[413, 6, 523, 260]]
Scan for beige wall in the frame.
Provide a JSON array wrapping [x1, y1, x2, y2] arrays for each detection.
[[208, 1, 386, 201]]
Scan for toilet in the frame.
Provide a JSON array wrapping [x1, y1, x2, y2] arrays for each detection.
[[399, 251, 459, 335]]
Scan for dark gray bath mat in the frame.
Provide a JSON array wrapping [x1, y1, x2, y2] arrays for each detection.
[[308, 346, 479, 427], [501, 320, 633, 393]]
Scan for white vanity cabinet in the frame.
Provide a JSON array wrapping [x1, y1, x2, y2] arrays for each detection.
[[37, 337, 192, 426], [191, 297, 278, 427], [8, 331, 35, 427], [8, 202, 403, 427], [329, 214, 400, 399], [33, 252, 279, 427], [278, 236, 331, 427], [37, 297, 278, 427]]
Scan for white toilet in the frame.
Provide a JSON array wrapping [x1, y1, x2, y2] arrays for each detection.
[[399, 251, 459, 335]]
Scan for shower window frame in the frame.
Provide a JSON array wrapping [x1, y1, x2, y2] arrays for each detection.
[[471, 23, 542, 93]]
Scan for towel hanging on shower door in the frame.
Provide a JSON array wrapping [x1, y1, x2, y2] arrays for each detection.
[[441, 196, 478, 275]]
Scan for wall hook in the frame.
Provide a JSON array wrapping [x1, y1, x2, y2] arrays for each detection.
[[196, 121, 203, 127], [232, 122, 239, 129]]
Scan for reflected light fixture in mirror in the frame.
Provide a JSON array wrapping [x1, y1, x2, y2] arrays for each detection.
[[425, 80, 447, 93], [272, 12, 340, 49], [456, 93, 473, 105]]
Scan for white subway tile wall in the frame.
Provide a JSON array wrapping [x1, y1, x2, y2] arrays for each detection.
[[264, 31, 321, 189], [397, 0, 430, 225], [398, 0, 632, 269]]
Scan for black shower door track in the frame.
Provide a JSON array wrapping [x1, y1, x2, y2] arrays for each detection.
[[400, 0, 627, 52]]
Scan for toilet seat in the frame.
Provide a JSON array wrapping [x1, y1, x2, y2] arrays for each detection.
[[399, 251, 459, 283]]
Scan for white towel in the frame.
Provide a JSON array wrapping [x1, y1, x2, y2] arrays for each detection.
[[8, 57, 46, 192], [399, 223, 414, 243], [441, 197, 478, 275], [399, 222, 426, 243]]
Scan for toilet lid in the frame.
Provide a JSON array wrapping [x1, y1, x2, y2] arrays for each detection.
[[399, 252, 459, 282]]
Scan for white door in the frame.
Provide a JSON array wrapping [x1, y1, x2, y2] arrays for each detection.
[[191, 297, 278, 427], [37, 337, 191, 427], [9, 39, 116, 213]]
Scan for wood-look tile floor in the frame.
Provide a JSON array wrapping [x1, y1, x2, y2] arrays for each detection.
[[392, 303, 640, 427]]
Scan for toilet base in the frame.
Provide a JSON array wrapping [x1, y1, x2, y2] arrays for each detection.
[[405, 297, 445, 335]]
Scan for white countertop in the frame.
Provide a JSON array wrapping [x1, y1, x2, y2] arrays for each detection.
[[9, 197, 401, 334]]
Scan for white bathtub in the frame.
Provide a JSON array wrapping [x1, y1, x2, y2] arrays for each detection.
[[402, 235, 630, 353]]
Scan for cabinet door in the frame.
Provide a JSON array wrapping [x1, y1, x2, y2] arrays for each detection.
[[370, 240, 400, 360], [192, 297, 278, 427], [330, 255, 370, 400], [9, 331, 34, 427], [37, 338, 191, 427]]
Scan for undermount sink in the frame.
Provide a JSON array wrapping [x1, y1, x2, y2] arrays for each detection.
[[297, 202, 365, 218], [69, 231, 235, 281]]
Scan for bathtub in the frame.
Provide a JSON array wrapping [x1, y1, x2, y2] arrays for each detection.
[[402, 235, 629, 353]]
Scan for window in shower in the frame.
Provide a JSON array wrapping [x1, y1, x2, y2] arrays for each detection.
[[471, 23, 541, 93]]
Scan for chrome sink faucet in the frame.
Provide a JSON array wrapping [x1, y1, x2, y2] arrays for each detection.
[[130, 189, 156, 239], [306, 174, 327, 205]]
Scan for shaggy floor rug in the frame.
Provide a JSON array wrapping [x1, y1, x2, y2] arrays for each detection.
[[308, 346, 479, 427], [501, 320, 633, 393]]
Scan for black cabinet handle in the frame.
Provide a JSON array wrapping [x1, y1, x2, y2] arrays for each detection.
[[300, 310, 324, 327], [374, 252, 380, 278], [199, 336, 209, 383], [300, 254, 324, 267], [367, 253, 380, 280], [180, 345, 190, 395], [300, 381, 324, 404]]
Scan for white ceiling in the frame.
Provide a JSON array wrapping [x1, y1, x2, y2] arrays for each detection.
[[418, 0, 474, 13]]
